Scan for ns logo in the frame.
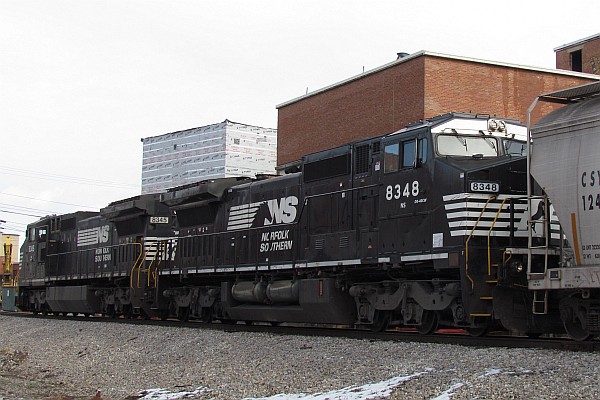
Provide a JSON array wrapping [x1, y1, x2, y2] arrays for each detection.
[[264, 196, 298, 225], [98, 225, 110, 243]]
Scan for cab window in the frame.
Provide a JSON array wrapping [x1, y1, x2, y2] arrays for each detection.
[[418, 138, 428, 164], [402, 140, 416, 168], [384, 143, 399, 173]]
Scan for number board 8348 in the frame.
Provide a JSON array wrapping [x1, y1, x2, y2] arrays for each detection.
[[470, 181, 499, 193]]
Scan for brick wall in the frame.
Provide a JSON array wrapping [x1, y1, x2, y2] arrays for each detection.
[[277, 54, 597, 166], [556, 36, 600, 74], [584, 39, 600, 74], [277, 57, 425, 166], [424, 56, 594, 126]]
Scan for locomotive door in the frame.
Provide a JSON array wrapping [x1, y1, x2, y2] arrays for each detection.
[[380, 136, 432, 255], [358, 186, 379, 260], [354, 142, 380, 261]]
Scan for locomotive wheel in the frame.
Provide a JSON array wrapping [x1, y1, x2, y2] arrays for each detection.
[[562, 308, 591, 341], [122, 304, 133, 319], [159, 309, 170, 321], [106, 305, 116, 319], [177, 307, 190, 322], [416, 310, 438, 335], [370, 310, 390, 332], [199, 308, 212, 323]]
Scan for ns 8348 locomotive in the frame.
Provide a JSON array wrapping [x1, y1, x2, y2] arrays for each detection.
[[18, 113, 561, 337]]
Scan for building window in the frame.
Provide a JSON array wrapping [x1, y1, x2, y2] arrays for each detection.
[[571, 50, 583, 72]]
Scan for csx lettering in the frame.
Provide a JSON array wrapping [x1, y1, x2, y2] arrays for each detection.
[[581, 170, 600, 187], [264, 196, 298, 225]]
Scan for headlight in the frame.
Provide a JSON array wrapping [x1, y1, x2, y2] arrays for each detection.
[[510, 260, 524, 274]]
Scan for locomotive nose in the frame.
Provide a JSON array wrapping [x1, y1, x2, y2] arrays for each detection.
[[465, 158, 527, 196]]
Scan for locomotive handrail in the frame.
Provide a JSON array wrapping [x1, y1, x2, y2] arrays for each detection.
[[526, 194, 551, 276], [135, 241, 161, 289], [146, 241, 167, 288], [465, 195, 495, 290], [44, 242, 142, 280], [487, 197, 509, 276], [129, 242, 144, 289]]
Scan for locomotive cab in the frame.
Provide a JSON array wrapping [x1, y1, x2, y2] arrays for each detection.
[[100, 194, 175, 318], [346, 113, 559, 335], [18, 211, 100, 314]]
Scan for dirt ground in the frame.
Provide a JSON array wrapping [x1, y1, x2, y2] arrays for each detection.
[[0, 348, 102, 400]]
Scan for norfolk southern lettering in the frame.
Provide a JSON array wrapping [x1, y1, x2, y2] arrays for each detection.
[[259, 229, 293, 252]]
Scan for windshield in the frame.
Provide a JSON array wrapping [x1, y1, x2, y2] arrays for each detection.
[[437, 134, 498, 157], [503, 139, 526, 156]]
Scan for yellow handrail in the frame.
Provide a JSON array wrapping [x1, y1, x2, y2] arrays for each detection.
[[145, 241, 166, 288], [487, 197, 509, 276], [465, 196, 495, 290], [136, 241, 158, 288], [129, 242, 145, 289]]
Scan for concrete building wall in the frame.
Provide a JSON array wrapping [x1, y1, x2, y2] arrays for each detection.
[[224, 124, 277, 177], [141, 120, 277, 194], [277, 51, 599, 166]]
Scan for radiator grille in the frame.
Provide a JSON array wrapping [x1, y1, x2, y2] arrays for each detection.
[[314, 239, 325, 250]]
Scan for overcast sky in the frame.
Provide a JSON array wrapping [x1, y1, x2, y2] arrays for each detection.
[[1, 0, 599, 244]]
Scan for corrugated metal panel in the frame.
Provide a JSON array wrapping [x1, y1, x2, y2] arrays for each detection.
[[539, 81, 600, 103], [532, 95, 600, 139]]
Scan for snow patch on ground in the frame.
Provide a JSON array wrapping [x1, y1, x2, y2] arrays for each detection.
[[478, 368, 502, 378], [431, 383, 465, 400], [243, 370, 431, 400], [132, 386, 212, 399], [134, 367, 536, 400]]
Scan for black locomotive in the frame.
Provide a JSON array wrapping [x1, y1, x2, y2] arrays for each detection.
[[18, 113, 563, 336]]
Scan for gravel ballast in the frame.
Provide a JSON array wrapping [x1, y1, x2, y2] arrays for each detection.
[[0, 315, 599, 399]]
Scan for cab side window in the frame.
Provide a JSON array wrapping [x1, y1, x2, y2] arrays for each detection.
[[402, 140, 416, 168], [384, 143, 399, 173], [418, 138, 428, 164]]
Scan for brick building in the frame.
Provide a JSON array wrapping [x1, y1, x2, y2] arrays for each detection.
[[276, 51, 599, 168], [555, 33, 600, 74]]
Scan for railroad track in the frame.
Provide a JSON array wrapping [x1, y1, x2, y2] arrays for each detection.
[[2, 310, 598, 352]]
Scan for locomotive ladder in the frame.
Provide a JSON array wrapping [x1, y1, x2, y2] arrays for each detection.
[[466, 195, 508, 318], [528, 194, 551, 315], [465, 195, 495, 291], [465, 196, 495, 318]]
